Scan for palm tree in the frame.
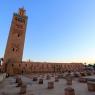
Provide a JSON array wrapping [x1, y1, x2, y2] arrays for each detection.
[[93, 64, 95, 70], [0, 58, 3, 65]]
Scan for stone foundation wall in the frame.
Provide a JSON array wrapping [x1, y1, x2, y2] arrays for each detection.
[[1, 61, 85, 75]]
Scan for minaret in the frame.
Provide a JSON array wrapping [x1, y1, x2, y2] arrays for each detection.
[[4, 8, 28, 63]]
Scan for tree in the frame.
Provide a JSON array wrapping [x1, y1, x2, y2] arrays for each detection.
[[0, 58, 3, 65]]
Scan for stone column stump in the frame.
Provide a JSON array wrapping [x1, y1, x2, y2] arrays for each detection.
[[46, 75, 50, 80], [51, 74, 54, 77], [64, 87, 75, 95], [48, 81, 54, 89], [55, 77, 59, 82], [66, 78, 72, 85], [19, 84, 27, 95], [16, 76, 21, 83], [87, 81, 95, 91], [16, 78, 22, 87], [39, 79, 43, 84], [33, 77, 37, 81], [78, 78, 87, 83]]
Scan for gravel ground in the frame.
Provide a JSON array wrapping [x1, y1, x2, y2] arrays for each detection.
[[0, 74, 95, 95]]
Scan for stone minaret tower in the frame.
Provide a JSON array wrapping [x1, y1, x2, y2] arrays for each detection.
[[4, 8, 28, 64]]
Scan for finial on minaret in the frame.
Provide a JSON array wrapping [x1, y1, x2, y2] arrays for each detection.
[[18, 7, 26, 16]]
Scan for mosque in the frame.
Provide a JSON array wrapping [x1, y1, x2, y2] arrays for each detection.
[[1, 8, 85, 75]]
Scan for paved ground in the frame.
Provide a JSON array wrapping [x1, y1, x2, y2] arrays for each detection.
[[0, 74, 95, 95]]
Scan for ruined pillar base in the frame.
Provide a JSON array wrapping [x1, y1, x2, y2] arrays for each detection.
[[64, 87, 75, 95], [48, 81, 54, 89]]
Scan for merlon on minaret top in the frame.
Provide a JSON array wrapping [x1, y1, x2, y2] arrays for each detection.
[[18, 7, 26, 16]]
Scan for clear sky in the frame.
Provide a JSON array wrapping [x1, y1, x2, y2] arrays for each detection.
[[0, 0, 95, 64]]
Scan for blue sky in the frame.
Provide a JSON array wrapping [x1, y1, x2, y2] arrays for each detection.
[[0, 0, 95, 63]]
